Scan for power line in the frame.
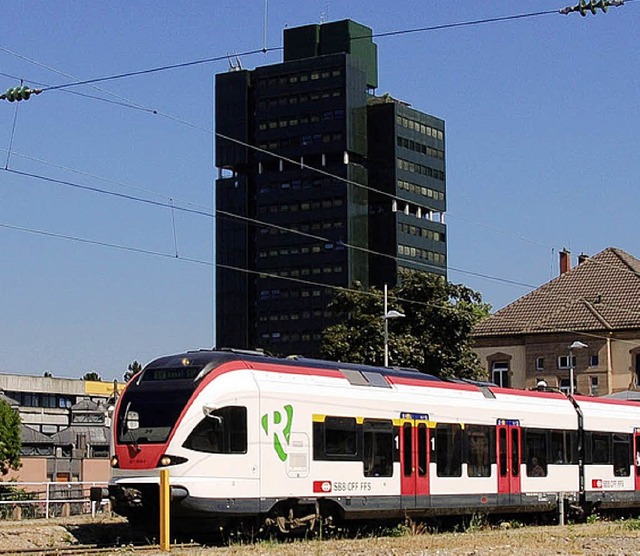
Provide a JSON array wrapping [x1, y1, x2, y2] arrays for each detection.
[[37, 47, 278, 92], [1, 150, 202, 205], [0, 33, 574, 257], [0, 166, 511, 285], [0, 70, 158, 113], [5, 129, 637, 307], [5, 141, 639, 298], [15, 6, 596, 94], [3, 219, 639, 349], [372, 10, 560, 39], [2, 12, 636, 303], [7, 164, 640, 328], [2, 167, 211, 217], [4, 82, 21, 169], [0, 220, 466, 315], [0, 46, 156, 111]]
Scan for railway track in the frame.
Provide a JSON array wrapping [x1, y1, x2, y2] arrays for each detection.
[[1, 542, 202, 555]]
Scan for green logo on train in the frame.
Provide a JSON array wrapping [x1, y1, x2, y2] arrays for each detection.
[[261, 405, 293, 462]]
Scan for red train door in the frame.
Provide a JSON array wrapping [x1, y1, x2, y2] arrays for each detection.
[[497, 420, 521, 501], [634, 430, 640, 491], [400, 416, 430, 509]]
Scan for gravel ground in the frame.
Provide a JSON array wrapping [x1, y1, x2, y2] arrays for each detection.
[[1, 515, 640, 555]]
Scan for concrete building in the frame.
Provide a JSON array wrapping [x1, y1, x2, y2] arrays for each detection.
[[0, 373, 122, 483], [215, 19, 447, 356], [473, 247, 640, 396]]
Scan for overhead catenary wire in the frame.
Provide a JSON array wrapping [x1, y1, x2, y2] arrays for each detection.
[[0, 71, 158, 113], [2, 219, 639, 350], [3, 119, 638, 306], [0, 166, 519, 285], [3, 133, 639, 304], [12, 6, 601, 94], [1, 8, 636, 382], [5, 163, 640, 330], [0, 46, 155, 111], [0, 220, 464, 315], [4, 99, 19, 169], [1, 7, 638, 319], [0, 10, 598, 257]]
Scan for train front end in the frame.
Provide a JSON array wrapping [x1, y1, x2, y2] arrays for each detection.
[[107, 350, 241, 529]]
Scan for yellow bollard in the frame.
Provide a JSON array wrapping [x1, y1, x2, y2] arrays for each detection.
[[159, 469, 170, 551]]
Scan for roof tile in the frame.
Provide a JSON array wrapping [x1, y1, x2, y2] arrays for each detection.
[[474, 247, 640, 337]]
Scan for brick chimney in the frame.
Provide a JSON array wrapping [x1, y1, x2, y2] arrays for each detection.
[[578, 252, 589, 265], [559, 248, 571, 275]]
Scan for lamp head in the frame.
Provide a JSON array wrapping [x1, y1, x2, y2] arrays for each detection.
[[384, 310, 405, 319], [569, 341, 588, 350]]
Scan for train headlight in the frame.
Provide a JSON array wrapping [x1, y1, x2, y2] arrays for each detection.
[[110, 455, 119, 468], [158, 454, 188, 467]]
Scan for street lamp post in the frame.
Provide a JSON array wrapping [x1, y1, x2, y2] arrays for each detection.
[[568, 340, 588, 396], [383, 284, 405, 367]]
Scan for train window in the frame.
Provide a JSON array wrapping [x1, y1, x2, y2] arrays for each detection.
[[551, 431, 566, 464], [465, 425, 493, 477], [511, 428, 520, 477], [325, 417, 357, 457], [341, 369, 369, 386], [525, 429, 547, 477], [313, 416, 361, 461], [613, 434, 631, 477], [117, 389, 195, 445], [417, 423, 428, 476], [591, 432, 611, 465], [363, 420, 393, 477], [498, 428, 507, 476], [403, 423, 413, 477], [550, 430, 578, 464], [183, 406, 247, 454], [434, 424, 462, 477]]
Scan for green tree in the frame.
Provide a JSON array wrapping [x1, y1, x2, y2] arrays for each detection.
[[124, 360, 142, 382], [321, 270, 491, 380], [0, 400, 21, 476], [82, 371, 101, 381]]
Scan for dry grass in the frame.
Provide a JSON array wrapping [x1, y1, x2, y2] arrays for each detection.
[[2, 515, 640, 555], [202, 522, 640, 556]]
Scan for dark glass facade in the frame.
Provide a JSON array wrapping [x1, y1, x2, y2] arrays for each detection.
[[215, 20, 446, 356]]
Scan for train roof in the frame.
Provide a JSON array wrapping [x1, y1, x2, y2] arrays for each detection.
[[144, 348, 443, 384], [141, 349, 640, 410]]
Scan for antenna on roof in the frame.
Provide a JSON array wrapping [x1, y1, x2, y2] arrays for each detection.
[[320, 1, 330, 22], [263, 0, 268, 53], [227, 52, 242, 72]]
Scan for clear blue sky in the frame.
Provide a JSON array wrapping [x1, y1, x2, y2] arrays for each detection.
[[1, 1, 638, 380]]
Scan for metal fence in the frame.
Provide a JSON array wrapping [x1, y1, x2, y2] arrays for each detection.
[[0, 481, 109, 520]]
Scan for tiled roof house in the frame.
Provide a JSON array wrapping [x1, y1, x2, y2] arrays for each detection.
[[473, 247, 640, 395]]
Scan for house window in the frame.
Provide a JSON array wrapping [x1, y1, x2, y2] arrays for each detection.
[[557, 355, 576, 370], [590, 376, 599, 396], [492, 362, 509, 388], [559, 377, 576, 395], [589, 355, 599, 367], [536, 357, 544, 371]]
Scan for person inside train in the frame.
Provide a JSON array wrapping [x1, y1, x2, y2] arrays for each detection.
[[528, 457, 545, 477]]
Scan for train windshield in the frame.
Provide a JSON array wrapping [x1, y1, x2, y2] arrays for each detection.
[[117, 387, 195, 445]]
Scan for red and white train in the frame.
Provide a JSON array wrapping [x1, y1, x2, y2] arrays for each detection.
[[107, 349, 640, 532]]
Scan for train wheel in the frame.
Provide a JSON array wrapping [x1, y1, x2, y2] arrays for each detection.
[[263, 499, 321, 537]]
